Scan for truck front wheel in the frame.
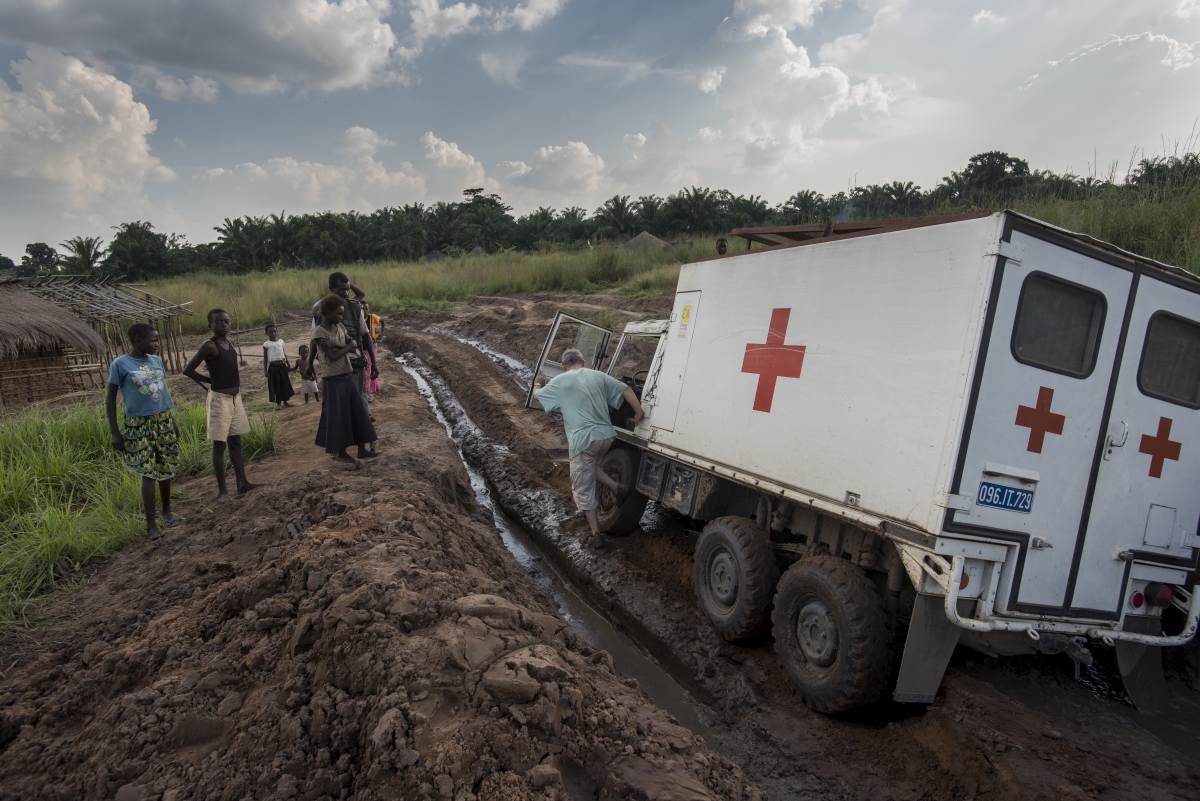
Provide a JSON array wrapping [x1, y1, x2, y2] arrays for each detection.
[[772, 555, 890, 713], [597, 447, 648, 536], [694, 517, 779, 642]]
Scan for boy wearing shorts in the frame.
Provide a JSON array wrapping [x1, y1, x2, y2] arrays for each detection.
[[183, 309, 263, 503], [105, 323, 180, 540]]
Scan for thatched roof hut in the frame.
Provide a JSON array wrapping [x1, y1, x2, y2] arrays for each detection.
[[0, 282, 106, 410]]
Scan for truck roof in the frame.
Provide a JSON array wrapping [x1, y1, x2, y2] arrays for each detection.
[[724, 210, 1199, 287]]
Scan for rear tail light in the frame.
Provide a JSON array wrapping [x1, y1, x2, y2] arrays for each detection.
[[1144, 583, 1173, 609], [1130, 591, 1144, 609]]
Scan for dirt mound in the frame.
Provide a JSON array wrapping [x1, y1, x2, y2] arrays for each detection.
[[0, 371, 761, 801]]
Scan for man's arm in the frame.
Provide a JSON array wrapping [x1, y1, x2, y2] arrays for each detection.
[[182, 341, 218, 390], [622, 385, 644, 424], [263, 345, 269, 378], [349, 281, 366, 300], [104, 383, 124, 450]]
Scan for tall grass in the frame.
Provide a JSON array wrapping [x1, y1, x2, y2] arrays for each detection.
[[0, 399, 277, 626], [152, 241, 713, 333]]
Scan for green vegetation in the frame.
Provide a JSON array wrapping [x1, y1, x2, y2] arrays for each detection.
[[155, 241, 705, 333], [0, 399, 277, 627]]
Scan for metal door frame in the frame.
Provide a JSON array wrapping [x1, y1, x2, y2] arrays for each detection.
[[525, 311, 613, 410], [943, 217, 1148, 618]]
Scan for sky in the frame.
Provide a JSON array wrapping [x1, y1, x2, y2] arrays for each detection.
[[0, 0, 1198, 259]]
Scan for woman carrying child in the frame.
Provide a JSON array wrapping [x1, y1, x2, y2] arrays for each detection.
[[105, 323, 181, 540], [311, 294, 378, 464], [263, 323, 295, 409]]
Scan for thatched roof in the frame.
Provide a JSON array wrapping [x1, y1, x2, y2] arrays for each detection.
[[622, 231, 672, 250], [0, 283, 106, 359]]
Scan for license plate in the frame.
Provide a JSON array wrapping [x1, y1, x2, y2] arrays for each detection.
[[976, 481, 1034, 513]]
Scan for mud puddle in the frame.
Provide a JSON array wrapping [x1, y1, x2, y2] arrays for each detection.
[[399, 354, 713, 738], [423, 327, 533, 389]]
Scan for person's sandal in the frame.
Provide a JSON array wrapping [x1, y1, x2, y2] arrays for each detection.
[[162, 513, 181, 528]]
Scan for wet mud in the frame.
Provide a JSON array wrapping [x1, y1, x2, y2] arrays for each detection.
[[389, 292, 1200, 801], [0, 354, 763, 801]]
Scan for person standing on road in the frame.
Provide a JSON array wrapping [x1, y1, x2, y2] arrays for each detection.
[[183, 309, 264, 503], [533, 348, 644, 539], [311, 272, 376, 402], [262, 323, 295, 409], [105, 323, 181, 540], [362, 301, 381, 400], [310, 294, 378, 465]]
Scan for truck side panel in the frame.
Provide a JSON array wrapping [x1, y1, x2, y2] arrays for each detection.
[[640, 216, 998, 534]]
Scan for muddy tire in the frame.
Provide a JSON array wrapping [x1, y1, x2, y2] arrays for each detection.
[[597, 447, 648, 536], [694, 517, 779, 642], [772, 555, 890, 713]]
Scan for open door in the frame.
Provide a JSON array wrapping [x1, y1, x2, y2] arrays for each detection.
[[526, 311, 613, 410]]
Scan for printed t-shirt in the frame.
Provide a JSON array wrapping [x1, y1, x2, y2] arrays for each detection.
[[263, 339, 286, 361], [311, 324, 353, 376], [535, 367, 627, 458], [108, 354, 174, 417]]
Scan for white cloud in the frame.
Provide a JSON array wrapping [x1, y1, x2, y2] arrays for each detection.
[[493, 0, 568, 31], [507, 140, 605, 206], [1023, 31, 1196, 89], [818, 33, 867, 64], [399, 0, 568, 60], [971, 10, 1005, 24], [613, 124, 697, 189], [0, 47, 175, 208], [1176, 1, 1200, 20], [479, 50, 527, 86], [690, 1, 893, 173], [421, 131, 501, 196], [336, 126, 397, 157], [0, 0, 400, 93], [134, 66, 220, 101], [557, 53, 688, 85]]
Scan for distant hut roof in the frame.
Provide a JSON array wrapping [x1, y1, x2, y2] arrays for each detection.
[[622, 231, 672, 250], [468, 246, 487, 257], [425, 250, 448, 261], [0, 283, 105, 360]]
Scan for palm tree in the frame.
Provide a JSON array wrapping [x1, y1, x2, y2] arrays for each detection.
[[59, 236, 106, 275], [666, 186, 723, 233], [885, 182, 922, 217], [592, 195, 640, 238]]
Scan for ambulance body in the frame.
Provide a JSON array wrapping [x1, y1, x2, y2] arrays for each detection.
[[530, 211, 1199, 713]]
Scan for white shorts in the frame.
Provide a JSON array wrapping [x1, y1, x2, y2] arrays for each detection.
[[206, 391, 251, 442], [569, 437, 613, 512], [301, 379, 319, 393]]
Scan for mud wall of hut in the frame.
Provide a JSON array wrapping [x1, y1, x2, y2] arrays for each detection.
[[0, 348, 103, 410]]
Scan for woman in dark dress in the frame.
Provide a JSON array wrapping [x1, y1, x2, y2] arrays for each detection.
[[309, 294, 378, 464]]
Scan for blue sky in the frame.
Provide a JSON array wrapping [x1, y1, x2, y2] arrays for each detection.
[[0, 0, 1198, 259]]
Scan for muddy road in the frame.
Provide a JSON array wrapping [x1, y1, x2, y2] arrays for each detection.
[[389, 291, 1200, 801], [0, 354, 763, 801]]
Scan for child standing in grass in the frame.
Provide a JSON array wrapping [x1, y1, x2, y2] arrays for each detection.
[[105, 323, 180, 540], [262, 323, 295, 409], [296, 344, 320, 403], [183, 309, 264, 503]]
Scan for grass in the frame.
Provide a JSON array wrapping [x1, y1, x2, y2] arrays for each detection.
[[0, 398, 277, 627], [152, 240, 712, 334]]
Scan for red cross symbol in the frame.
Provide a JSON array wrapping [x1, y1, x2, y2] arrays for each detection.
[[742, 308, 806, 413], [1139, 417, 1181, 479], [1015, 386, 1065, 453]]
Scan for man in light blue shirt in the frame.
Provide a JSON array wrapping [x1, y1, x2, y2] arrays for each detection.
[[534, 348, 645, 537]]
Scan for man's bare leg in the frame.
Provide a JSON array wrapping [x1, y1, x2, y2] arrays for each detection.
[[583, 508, 601, 537]]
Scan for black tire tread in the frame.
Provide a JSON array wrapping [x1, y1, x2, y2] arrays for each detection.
[[772, 554, 890, 713], [694, 516, 780, 642], [597, 447, 648, 536]]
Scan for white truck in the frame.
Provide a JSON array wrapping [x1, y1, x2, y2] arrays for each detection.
[[528, 211, 1200, 714]]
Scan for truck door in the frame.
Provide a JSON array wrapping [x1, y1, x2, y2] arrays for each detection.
[[948, 231, 1133, 612], [1070, 275, 1200, 615], [640, 291, 701, 433], [525, 312, 612, 410]]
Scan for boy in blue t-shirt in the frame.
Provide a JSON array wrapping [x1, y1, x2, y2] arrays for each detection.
[[105, 323, 181, 540]]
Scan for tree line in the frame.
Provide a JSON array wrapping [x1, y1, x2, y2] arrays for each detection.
[[3, 150, 1197, 282]]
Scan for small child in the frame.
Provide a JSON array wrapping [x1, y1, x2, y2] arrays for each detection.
[[296, 344, 321, 403], [263, 323, 295, 410], [105, 323, 180, 540]]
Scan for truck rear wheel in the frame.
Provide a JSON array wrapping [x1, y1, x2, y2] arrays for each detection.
[[694, 517, 779, 642], [772, 555, 890, 713], [597, 447, 648, 536]]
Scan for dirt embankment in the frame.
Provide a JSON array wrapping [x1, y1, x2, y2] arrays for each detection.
[[0, 357, 763, 801], [389, 294, 1200, 801]]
